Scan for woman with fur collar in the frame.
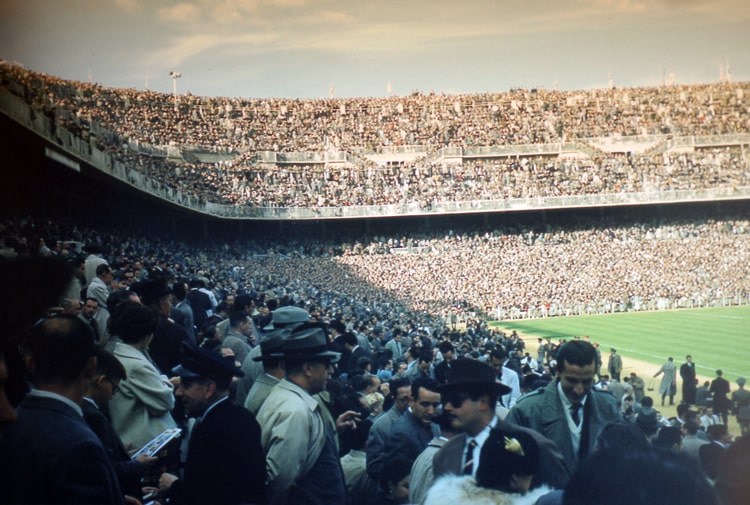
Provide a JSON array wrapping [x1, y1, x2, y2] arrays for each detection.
[[425, 428, 553, 505]]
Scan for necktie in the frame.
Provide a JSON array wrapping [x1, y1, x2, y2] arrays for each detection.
[[463, 439, 478, 475], [570, 404, 581, 425]]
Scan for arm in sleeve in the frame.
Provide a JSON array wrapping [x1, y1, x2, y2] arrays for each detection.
[[120, 363, 175, 416]]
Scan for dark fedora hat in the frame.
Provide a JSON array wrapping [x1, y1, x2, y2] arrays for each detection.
[[440, 358, 511, 396], [252, 327, 292, 362], [130, 279, 172, 306], [172, 341, 244, 381], [263, 306, 311, 331], [283, 324, 340, 363]]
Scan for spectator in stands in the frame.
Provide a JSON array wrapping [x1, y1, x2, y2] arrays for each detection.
[[506, 341, 620, 475], [83, 348, 157, 498], [0, 315, 125, 504], [155, 342, 266, 505], [108, 302, 177, 451], [382, 377, 441, 473], [562, 446, 720, 505]]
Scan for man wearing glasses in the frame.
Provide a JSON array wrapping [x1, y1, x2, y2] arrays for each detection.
[[257, 324, 354, 505]]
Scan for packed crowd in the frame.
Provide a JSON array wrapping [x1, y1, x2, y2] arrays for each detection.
[[118, 145, 750, 208], [1, 244, 747, 505], [1, 213, 748, 321], [4, 61, 748, 153], [2, 61, 749, 209]]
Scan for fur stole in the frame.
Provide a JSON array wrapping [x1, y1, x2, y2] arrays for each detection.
[[424, 474, 554, 505]]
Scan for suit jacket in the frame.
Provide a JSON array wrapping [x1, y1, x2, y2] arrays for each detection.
[[432, 419, 571, 490], [385, 339, 403, 360], [149, 315, 190, 375], [383, 409, 439, 469], [366, 405, 403, 479], [82, 398, 147, 498], [0, 393, 124, 505], [186, 289, 212, 327], [171, 299, 196, 344], [169, 397, 267, 505], [86, 276, 110, 307], [710, 377, 731, 411], [109, 342, 177, 450], [506, 380, 620, 476]]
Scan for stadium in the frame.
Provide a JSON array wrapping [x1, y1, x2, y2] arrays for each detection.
[[1, 58, 749, 503]]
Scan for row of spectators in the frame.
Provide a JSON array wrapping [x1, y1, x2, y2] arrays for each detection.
[[2, 213, 748, 321], [2, 62, 748, 210], [118, 146, 749, 207], [3, 61, 748, 154]]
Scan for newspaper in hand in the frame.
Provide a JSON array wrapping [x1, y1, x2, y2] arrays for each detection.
[[131, 428, 182, 460]]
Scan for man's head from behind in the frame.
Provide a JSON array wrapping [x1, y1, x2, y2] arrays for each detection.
[[556, 340, 597, 405], [22, 315, 96, 386]]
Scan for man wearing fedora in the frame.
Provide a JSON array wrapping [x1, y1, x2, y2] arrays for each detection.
[[506, 340, 619, 476], [256, 324, 347, 505], [131, 279, 190, 375], [235, 305, 311, 404], [156, 342, 266, 505], [432, 358, 570, 491], [243, 327, 290, 415]]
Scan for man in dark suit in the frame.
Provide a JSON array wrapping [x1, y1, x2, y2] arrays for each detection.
[[432, 358, 570, 490], [680, 355, 697, 405], [0, 315, 125, 504], [186, 277, 213, 331], [342, 331, 373, 375], [710, 369, 732, 424], [155, 342, 267, 505], [132, 279, 190, 374], [83, 348, 157, 499]]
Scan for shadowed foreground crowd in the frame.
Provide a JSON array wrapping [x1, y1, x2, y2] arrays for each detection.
[[0, 214, 748, 505]]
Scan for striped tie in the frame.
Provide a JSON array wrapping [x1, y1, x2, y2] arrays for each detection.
[[463, 439, 478, 475]]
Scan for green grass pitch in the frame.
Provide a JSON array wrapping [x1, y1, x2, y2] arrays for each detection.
[[490, 306, 750, 382]]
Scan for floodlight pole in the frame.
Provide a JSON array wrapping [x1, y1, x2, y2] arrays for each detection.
[[170, 71, 181, 106]]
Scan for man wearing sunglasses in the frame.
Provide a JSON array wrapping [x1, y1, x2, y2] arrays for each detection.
[[432, 358, 570, 491]]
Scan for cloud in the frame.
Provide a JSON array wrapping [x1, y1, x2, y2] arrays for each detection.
[[114, 0, 142, 13], [157, 3, 202, 24]]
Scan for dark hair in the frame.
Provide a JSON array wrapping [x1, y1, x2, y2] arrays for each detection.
[[111, 302, 159, 344], [437, 341, 454, 354], [95, 263, 111, 276], [22, 315, 95, 384], [641, 396, 654, 408], [389, 376, 411, 393], [379, 456, 412, 494], [411, 376, 440, 400], [94, 348, 127, 381], [476, 429, 539, 493], [563, 447, 719, 505], [229, 311, 249, 328], [556, 341, 597, 371], [418, 349, 433, 364], [233, 294, 253, 311], [595, 420, 650, 453], [342, 332, 358, 347], [653, 426, 682, 450]]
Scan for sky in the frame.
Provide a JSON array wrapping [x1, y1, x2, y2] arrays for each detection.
[[1, 0, 749, 99]]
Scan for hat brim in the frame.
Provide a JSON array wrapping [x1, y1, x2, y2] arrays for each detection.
[[439, 380, 512, 397], [283, 350, 341, 363], [252, 351, 284, 362], [171, 363, 203, 378]]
